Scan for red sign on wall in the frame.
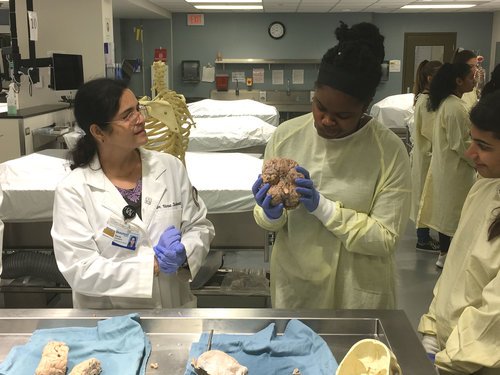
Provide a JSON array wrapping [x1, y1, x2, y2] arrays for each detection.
[[187, 14, 204, 26], [154, 48, 167, 62]]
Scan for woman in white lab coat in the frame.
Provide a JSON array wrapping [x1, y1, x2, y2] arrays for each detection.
[[419, 90, 500, 375], [51, 78, 214, 309], [252, 22, 411, 310]]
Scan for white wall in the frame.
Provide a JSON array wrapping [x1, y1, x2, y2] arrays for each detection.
[[490, 11, 500, 72], [14, 0, 112, 107]]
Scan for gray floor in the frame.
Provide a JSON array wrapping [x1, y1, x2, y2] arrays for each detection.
[[224, 220, 442, 332], [396, 222, 441, 331]]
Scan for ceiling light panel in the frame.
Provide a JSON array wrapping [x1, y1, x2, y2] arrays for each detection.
[[186, 0, 261, 2], [194, 5, 264, 9], [402, 4, 476, 8]]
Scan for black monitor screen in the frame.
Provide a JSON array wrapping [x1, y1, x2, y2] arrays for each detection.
[[51, 53, 84, 90]]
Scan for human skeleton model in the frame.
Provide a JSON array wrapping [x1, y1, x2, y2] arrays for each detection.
[[140, 61, 195, 163]]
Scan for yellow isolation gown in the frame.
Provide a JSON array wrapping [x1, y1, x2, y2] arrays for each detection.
[[254, 114, 411, 309], [419, 179, 500, 375], [410, 93, 436, 223], [461, 88, 479, 110], [417, 95, 476, 235]]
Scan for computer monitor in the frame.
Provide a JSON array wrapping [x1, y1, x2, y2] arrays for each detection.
[[50, 53, 84, 90]]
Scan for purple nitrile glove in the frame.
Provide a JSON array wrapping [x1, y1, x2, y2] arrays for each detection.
[[252, 175, 284, 219], [157, 225, 181, 248], [295, 166, 320, 212], [153, 226, 187, 274]]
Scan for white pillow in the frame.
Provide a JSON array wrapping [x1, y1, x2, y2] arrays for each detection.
[[188, 99, 280, 126], [188, 116, 276, 152]]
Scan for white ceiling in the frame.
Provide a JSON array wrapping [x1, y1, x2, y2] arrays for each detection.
[[113, 0, 500, 18]]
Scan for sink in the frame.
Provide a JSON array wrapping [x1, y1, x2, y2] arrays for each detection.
[[209, 89, 313, 113], [265, 90, 311, 105]]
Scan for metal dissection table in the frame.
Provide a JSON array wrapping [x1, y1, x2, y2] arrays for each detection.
[[0, 309, 436, 374]]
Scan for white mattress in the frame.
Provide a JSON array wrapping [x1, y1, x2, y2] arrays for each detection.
[[0, 150, 262, 222], [64, 115, 276, 153], [188, 116, 276, 152], [188, 99, 280, 126], [370, 93, 414, 128]]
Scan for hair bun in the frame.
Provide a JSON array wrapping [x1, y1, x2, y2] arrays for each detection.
[[334, 21, 350, 42], [334, 22, 385, 63]]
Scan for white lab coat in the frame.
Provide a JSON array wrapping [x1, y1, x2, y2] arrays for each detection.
[[51, 148, 214, 309], [410, 93, 435, 223], [419, 179, 500, 375], [254, 114, 411, 309], [417, 95, 476, 235]]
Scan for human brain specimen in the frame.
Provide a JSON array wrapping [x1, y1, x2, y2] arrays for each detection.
[[35, 341, 69, 375], [191, 349, 248, 375], [262, 158, 304, 209], [68, 358, 102, 375]]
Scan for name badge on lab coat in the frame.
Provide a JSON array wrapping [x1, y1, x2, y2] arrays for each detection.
[[103, 218, 140, 251]]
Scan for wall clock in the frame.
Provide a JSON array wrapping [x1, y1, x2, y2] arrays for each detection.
[[268, 21, 285, 40]]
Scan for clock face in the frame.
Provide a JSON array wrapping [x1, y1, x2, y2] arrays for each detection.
[[268, 21, 285, 40]]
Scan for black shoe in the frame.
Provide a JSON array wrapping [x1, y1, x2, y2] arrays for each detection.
[[416, 239, 440, 253]]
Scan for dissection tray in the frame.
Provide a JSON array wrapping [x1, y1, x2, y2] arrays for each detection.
[[0, 309, 436, 374]]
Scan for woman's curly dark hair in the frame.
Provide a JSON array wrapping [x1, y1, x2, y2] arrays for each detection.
[[319, 21, 385, 103]]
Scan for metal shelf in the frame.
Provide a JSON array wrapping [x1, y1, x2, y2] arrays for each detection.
[[215, 59, 320, 64], [215, 58, 320, 69]]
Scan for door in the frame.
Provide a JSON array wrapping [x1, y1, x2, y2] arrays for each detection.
[[402, 32, 456, 93]]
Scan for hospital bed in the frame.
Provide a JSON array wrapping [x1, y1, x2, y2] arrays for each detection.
[[0, 149, 268, 307], [0, 149, 263, 221], [62, 114, 277, 155], [370, 93, 414, 152], [187, 98, 280, 127]]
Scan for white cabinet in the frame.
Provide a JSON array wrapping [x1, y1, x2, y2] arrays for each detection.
[[0, 118, 22, 163], [0, 105, 73, 163]]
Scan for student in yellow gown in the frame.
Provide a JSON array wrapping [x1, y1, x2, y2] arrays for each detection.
[[419, 90, 500, 375], [252, 21, 411, 309]]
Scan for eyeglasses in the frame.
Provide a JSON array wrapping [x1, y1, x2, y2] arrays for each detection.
[[108, 104, 148, 126]]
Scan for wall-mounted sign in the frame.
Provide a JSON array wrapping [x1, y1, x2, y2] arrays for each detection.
[[28, 11, 38, 41], [187, 14, 204, 26], [154, 48, 167, 62]]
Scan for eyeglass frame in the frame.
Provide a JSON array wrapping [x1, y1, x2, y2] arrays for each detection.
[[105, 103, 148, 127]]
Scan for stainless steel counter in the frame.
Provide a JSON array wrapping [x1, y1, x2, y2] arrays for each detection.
[[0, 309, 436, 374]]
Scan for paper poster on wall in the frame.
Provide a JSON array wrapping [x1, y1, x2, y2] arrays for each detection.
[[389, 60, 401, 72], [292, 69, 304, 84], [272, 70, 284, 85], [202, 66, 215, 82], [232, 71, 245, 82], [104, 17, 112, 42], [28, 11, 38, 41], [253, 68, 264, 84], [104, 42, 114, 66]]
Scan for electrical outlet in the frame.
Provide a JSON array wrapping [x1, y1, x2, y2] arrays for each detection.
[[259, 91, 266, 101]]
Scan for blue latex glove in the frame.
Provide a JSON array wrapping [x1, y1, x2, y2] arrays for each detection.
[[157, 225, 181, 249], [154, 226, 187, 274], [295, 166, 320, 212], [252, 175, 284, 219]]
